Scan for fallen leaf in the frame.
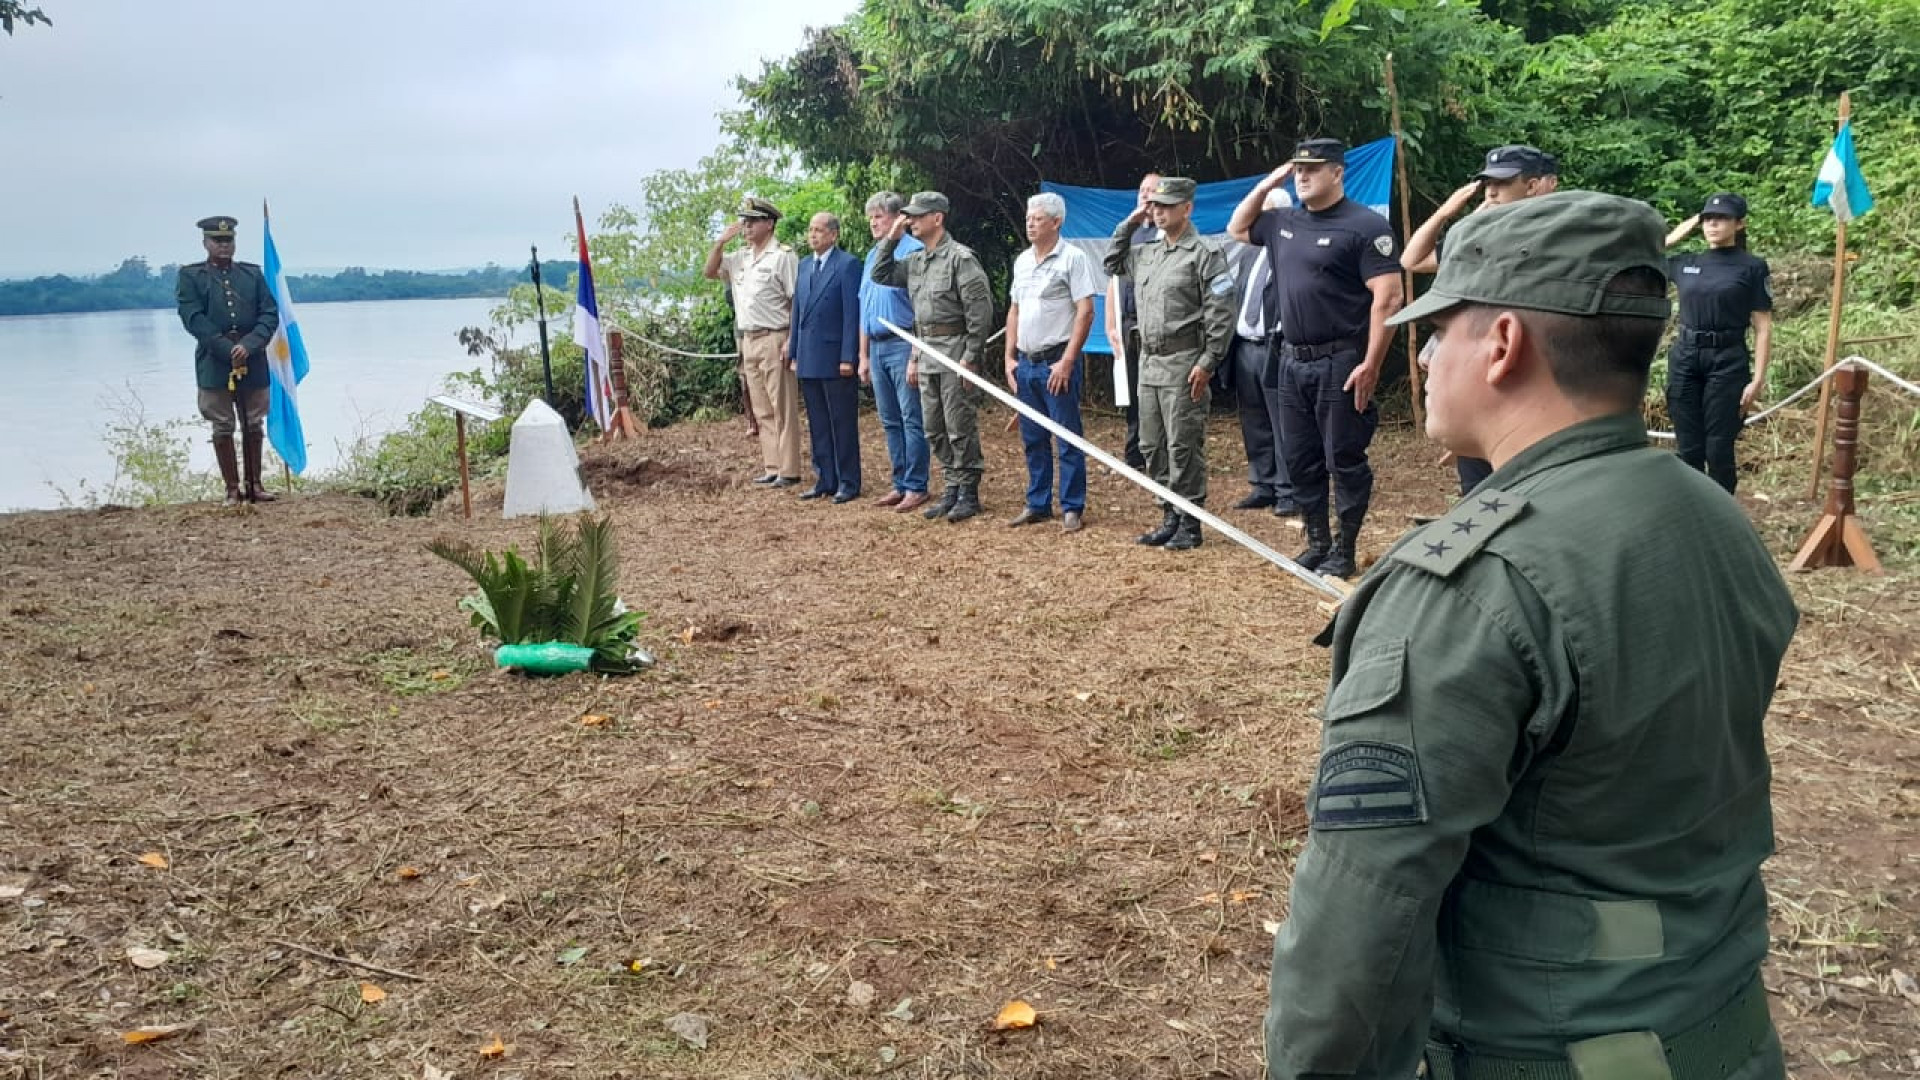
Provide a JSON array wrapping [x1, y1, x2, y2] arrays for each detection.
[[457, 874, 482, 888], [359, 982, 386, 1004], [992, 1000, 1037, 1030], [681, 626, 697, 643], [395, 865, 422, 880], [664, 1011, 710, 1049], [1229, 889, 1263, 904], [126, 947, 170, 970], [704, 699, 721, 710], [422, 1065, 453, 1080], [1043, 955, 1057, 971], [885, 997, 915, 1022], [137, 852, 169, 870], [0, 885, 25, 899], [1196, 850, 1217, 863], [1073, 691, 1093, 703], [429, 669, 451, 681], [82, 681, 96, 694], [556, 946, 588, 966], [579, 714, 611, 728], [846, 980, 877, 1008], [1823, 1049, 1860, 1066], [1893, 968, 1920, 1005], [478, 1032, 509, 1059], [1166, 1017, 1200, 1034], [121, 1021, 195, 1044], [1263, 919, 1282, 935]]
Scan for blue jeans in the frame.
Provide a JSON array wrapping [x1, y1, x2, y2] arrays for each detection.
[[1015, 351, 1086, 513], [868, 337, 928, 494]]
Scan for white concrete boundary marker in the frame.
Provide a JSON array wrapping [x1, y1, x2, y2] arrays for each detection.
[[503, 399, 598, 518]]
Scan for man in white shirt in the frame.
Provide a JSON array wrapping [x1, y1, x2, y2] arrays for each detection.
[[1003, 192, 1099, 533]]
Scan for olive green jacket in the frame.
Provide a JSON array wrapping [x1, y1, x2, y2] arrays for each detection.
[[870, 232, 993, 373], [176, 260, 279, 391], [1266, 412, 1798, 1079], [1102, 219, 1233, 386]]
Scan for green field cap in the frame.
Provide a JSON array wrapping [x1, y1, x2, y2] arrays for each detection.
[[1390, 190, 1671, 326], [1146, 176, 1197, 205], [902, 191, 950, 216]]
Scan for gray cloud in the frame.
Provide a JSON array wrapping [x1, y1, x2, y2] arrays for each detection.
[[0, 0, 855, 277]]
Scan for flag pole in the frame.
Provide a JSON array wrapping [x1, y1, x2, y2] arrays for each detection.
[[1384, 53, 1422, 430], [529, 245, 557, 408], [1807, 91, 1851, 500]]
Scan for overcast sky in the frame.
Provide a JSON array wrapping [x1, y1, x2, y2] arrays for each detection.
[[0, 0, 860, 278]]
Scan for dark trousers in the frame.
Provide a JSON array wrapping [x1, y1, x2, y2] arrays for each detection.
[[1015, 351, 1086, 513], [1278, 348, 1378, 520], [1229, 335, 1291, 502], [1122, 326, 1144, 465], [800, 375, 863, 496], [1667, 343, 1748, 494]]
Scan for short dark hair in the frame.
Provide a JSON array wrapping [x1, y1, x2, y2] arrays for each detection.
[[1453, 266, 1668, 410]]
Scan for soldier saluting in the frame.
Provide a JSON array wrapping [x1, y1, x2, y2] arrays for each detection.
[[176, 215, 279, 505]]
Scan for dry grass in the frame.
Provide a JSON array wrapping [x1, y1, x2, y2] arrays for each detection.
[[0, 409, 1914, 1079]]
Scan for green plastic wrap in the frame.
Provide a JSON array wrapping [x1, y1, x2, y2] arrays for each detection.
[[494, 641, 595, 675]]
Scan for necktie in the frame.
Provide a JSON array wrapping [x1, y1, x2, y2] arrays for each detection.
[[1241, 253, 1271, 336]]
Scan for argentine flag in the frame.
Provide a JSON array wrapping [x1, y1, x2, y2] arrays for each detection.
[[261, 208, 311, 474], [1812, 121, 1874, 223], [573, 198, 615, 431]]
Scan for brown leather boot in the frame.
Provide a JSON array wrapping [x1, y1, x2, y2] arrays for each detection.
[[243, 428, 277, 502], [212, 435, 243, 505]]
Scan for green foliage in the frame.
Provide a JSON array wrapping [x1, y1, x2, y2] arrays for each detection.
[[0, 260, 569, 317], [427, 514, 647, 674], [324, 386, 471, 516], [55, 389, 220, 508], [0, 2, 50, 35]]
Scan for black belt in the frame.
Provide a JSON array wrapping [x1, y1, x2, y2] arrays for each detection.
[[1019, 343, 1066, 363], [921, 322, 966, 337], [1237, 333, 1270, 347], [868, 327, 900, 342], [1146, 329, 1203, 353], [1278, 335, 1364, 362], [1678, 326, 1745, 348]]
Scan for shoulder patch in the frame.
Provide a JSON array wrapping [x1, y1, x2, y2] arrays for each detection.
[[1311, 740, 1427, 830], [1389, 487, 1528, 577], [1209, 272, 1235, 296], [1373, 234, 1395, 257]]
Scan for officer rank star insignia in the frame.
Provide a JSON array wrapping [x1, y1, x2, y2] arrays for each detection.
[[1390, 487, 1528, 578]]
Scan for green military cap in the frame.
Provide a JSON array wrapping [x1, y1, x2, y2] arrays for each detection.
[[737, 196, 782, 221], [197, 215, 238, 238], [901, 190, 950, 216], [1146, 176, 1197, 205], [1389, 190, 1671, 326]]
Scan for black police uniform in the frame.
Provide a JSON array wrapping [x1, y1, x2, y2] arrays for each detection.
[[1250, 197, 1399, 531], [1115, 222, 1158, 467], [1667, 247, 1770, 494]]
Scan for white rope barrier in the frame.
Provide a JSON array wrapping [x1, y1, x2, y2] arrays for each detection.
[[1646, 354, 1919, 442], [881, 318, 1344, 600]]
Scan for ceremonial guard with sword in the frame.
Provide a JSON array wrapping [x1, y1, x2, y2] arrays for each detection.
[[176, 215, 280, 505]]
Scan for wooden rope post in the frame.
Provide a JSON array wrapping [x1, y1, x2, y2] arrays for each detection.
[[1788, 362, 1882, 573], [1384, 53, 1423, 431], [454, 412, 472, 520], [1807, 91, 1852, 499], [600, 330, 643, 441]]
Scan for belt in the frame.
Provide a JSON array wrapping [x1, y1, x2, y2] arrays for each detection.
[[741, 326, 787, 338], [1424, 975, 1772, 1080], [921, 322, 966, 337], [1146, 328, 1203, 354], [1678, 326, 1745, 348], [1237, 333, 1270, 347], [1278, 335, 1364, 362], [1019, 343, 1066, 363]]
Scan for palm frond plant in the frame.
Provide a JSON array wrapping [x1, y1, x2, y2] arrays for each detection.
[[427, 513, 647, 674]]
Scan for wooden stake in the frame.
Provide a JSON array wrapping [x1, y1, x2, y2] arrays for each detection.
[[1808, 91, 1852, 500], [1384, 53, 1423, 431], [455, 412, 472, 520], [599, 330, 643, 441], [1789, 362, 1881, 573]]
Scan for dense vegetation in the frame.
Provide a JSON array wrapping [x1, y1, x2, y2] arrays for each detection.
[[0, 259, 576, 317]]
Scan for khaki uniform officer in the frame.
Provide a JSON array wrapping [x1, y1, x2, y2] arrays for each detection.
[[176, 215, 279, 505], [1264, 191, 1798, 1080], [1103, 176, 1233, 552], [705, 196, 802, 486], [871, 191, 994, 523]]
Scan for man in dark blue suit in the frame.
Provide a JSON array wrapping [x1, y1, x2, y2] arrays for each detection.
[[789, 212, 865, 502]]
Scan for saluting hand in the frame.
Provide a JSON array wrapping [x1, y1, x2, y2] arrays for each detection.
[[1345, 360, 1381, 412], [1265, 163, 1295, 188], [1444, 179, 1486, 215], [887, 216, 910, 241], [718, 221, 744, 245]]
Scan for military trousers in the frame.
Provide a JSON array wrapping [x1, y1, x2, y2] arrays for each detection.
[[1666, 342, 1748, 494], [919, 342, 984, 489], [740, 328, 803, 479], [1278, 347, 1378, 520], [1122, 326, 1145, 466], [1139, 378, 1209, 504], [1230, 335, 1291, 502], [197, 385, 270, 437]]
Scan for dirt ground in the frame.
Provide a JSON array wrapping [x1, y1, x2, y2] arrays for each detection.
[[2, 408, 1916, 1079]]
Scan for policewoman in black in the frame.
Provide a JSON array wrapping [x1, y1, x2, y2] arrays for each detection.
[[1663, 192, 1773, 494]]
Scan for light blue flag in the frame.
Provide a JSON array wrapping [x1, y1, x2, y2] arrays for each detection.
[[1811, 121, 1874, 223], [261, 211, 311, 474]]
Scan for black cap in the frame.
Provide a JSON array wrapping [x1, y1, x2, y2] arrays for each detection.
[[197, 216, 237, 238], [1290, 138, 1347, 166], [1700, 192, 1748, 219], [1475, 145, 1558, 180]]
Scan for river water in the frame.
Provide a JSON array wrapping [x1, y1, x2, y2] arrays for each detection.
[[0, 297, 503, 511]]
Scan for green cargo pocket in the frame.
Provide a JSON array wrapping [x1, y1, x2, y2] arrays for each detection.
[[1311, 639, 1424, 831]]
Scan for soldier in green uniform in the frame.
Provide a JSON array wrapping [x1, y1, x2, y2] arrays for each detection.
[[176, 215, 280, 505], [1103, 176, 1233, 551], [1265, 191, 1798, 1080], [871, 191, 995, 523]]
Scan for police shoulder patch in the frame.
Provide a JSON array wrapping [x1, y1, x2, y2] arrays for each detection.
[[1311, 740, 1427, 830], [1209, 273, 1235, 296], [1389, 487, 1527, 578], [1373, 234, 1395, 257]]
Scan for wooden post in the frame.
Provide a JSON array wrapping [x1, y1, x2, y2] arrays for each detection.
[[599, 330, 643, 441], [455, 412, 472, 520], [1788, 362, 1881, 573], [1384, 53, 1423, 430], [1807, 91, 1852, 499]]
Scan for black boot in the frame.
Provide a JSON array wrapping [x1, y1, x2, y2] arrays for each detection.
[[1164, 512, 1204, 551], [1296, 509, 1332, 571], [213, 435, 242, 506], [1318, 510, 1365, 578], [923, 486, 959, 520], [243, 428, 277, 503], [947, 484, 981, 523], [1136, 505, 1180, 546]]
